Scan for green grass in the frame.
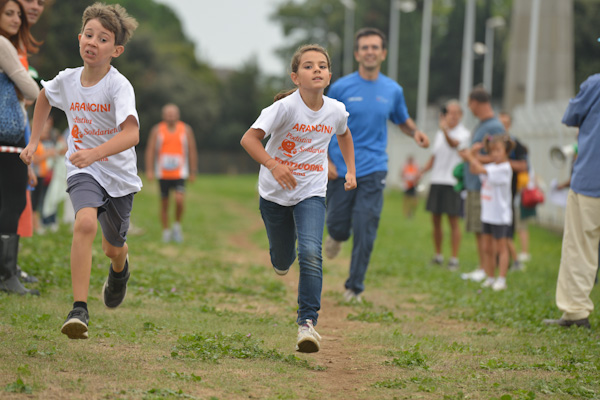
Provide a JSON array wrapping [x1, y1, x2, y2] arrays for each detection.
[[1, 174, 599, 399]]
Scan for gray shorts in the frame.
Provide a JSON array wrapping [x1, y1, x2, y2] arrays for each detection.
[[67, 173, 134, 247]]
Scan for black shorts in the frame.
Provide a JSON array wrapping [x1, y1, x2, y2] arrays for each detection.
[[426, 184, 462, 216], [482, 222, 511, 239], [159, 179, 185, 198]]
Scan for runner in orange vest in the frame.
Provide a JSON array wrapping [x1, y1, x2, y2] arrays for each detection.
[[401, 155, 420, 218], [145, 104, 197, 243]]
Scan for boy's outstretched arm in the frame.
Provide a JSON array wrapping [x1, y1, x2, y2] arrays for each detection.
[[337, 127, 356, 191], [20, 89, 51, 165], [69, 115, 140, 168]]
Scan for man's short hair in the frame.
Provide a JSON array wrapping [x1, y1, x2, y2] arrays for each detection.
[[469, 86, 491, 104], [355, 27, 387, 51]]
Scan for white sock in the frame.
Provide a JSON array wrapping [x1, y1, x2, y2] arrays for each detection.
[[495, 277, 506, 285]]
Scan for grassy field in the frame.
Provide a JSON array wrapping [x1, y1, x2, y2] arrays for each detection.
[[1, 175, 599, 400]]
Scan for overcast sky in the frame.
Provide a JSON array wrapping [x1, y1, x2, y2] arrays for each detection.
[[155, 0, 289, 76]]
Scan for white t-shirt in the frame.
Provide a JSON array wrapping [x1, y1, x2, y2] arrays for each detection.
[[430, 123, 470, 185], [43, 66, 142, 197], [252, 90, 349, 206], [480, 161, 513, 225]]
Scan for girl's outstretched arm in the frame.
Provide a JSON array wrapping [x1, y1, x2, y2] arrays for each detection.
[[336, 128, 356, 191], [240, 128, 297, 190]]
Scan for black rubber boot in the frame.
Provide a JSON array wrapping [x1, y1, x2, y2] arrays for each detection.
[[0, 234, 39, 295]]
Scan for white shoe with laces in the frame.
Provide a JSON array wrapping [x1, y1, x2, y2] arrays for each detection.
[[461, 268, 486, 282], [343, 288, 362, 303], [296, 319, 321, 353], [492, 278, 507, 291], [324, 236, 342, 259], [481, 277, 496, 288]]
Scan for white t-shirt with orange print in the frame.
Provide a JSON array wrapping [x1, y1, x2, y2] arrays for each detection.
[[479, 161, 513, 225], [252, 89, 349, 206], [42, 66, 142, 197]]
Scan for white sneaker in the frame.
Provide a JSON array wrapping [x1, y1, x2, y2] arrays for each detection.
[[492, 279, 507, 291], [172, 224, 183, 243], [461, 268, 486, 282], [162, 229, 171, 243], [296, 319, 321, 353], [481, 277, 495, 288], [517, 252, 531, 263], [343, 288, 362, 303], [324, 236, 342, 259]]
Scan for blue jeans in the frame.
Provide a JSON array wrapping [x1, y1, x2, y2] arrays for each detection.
[[259, 196, 326, 325], [326, 171, 386, 294]]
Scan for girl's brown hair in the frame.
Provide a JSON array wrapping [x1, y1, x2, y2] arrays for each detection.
[[274, 44, 331, 102], [0, 0, 41, 54], [483, 133, 515, 155]]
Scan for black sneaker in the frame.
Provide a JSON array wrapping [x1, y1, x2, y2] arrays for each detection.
[[102, 258, 130, 308], [61, 307, 89, 339], [17, 265, 39, 283], [543, 317, 591, 329]]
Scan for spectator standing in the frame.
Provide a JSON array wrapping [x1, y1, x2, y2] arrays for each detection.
[[543, 70, 600, 329], [460, 87, 504, 282], [419, 100, 470, 270]]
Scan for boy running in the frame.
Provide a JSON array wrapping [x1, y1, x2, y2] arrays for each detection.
[[21, 2, 140, 339]]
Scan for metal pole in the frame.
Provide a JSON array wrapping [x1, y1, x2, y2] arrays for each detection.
[[459, 0, 476, 108], [388, 0, 400, 81], [416, 0, 432, 129], [342, 0, 355, 76], [483, 24, 494, 95], [525, 0, 541, 110]]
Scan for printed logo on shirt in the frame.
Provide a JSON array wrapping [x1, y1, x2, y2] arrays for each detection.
[[274, 156, 324, 175], [73, 116, 92, 124], [376, 96, 389, 103], [69, 102, 111, 112], [347, 96, 363, 102], [291, 123, 333, 134], [279, 140, 297, 158], [71, 124, 83, 144]]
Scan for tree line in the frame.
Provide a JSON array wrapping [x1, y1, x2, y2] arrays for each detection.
[[27, 0, 597, 172]]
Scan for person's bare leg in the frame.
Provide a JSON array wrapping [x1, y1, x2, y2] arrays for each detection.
[[449, 215, 461, 259], [432, 214, 442, 255], [70, 208, 98, 302], [102, 237, 128, 273]]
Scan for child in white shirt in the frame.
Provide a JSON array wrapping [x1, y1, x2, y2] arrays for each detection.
[[463, 134, 514, 291], [21, 3, 140, 339], [241, 44, 356, 353]]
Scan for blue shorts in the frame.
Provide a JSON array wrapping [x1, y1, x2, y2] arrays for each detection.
[[67, 173, 134, 247]]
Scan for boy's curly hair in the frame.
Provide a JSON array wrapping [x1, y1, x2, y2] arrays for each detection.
[[81, 2, 138, 46], [483, 133, 515, 155]]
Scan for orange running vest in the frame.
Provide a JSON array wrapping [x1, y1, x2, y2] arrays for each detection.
[[155, 121, 189, 180]]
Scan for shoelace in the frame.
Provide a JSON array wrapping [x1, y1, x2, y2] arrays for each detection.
[[69, 309, 88, 322], [300, 320, 322, 340]]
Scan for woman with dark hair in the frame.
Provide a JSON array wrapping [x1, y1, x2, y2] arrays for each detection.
[[0, 0, 40, 294]]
